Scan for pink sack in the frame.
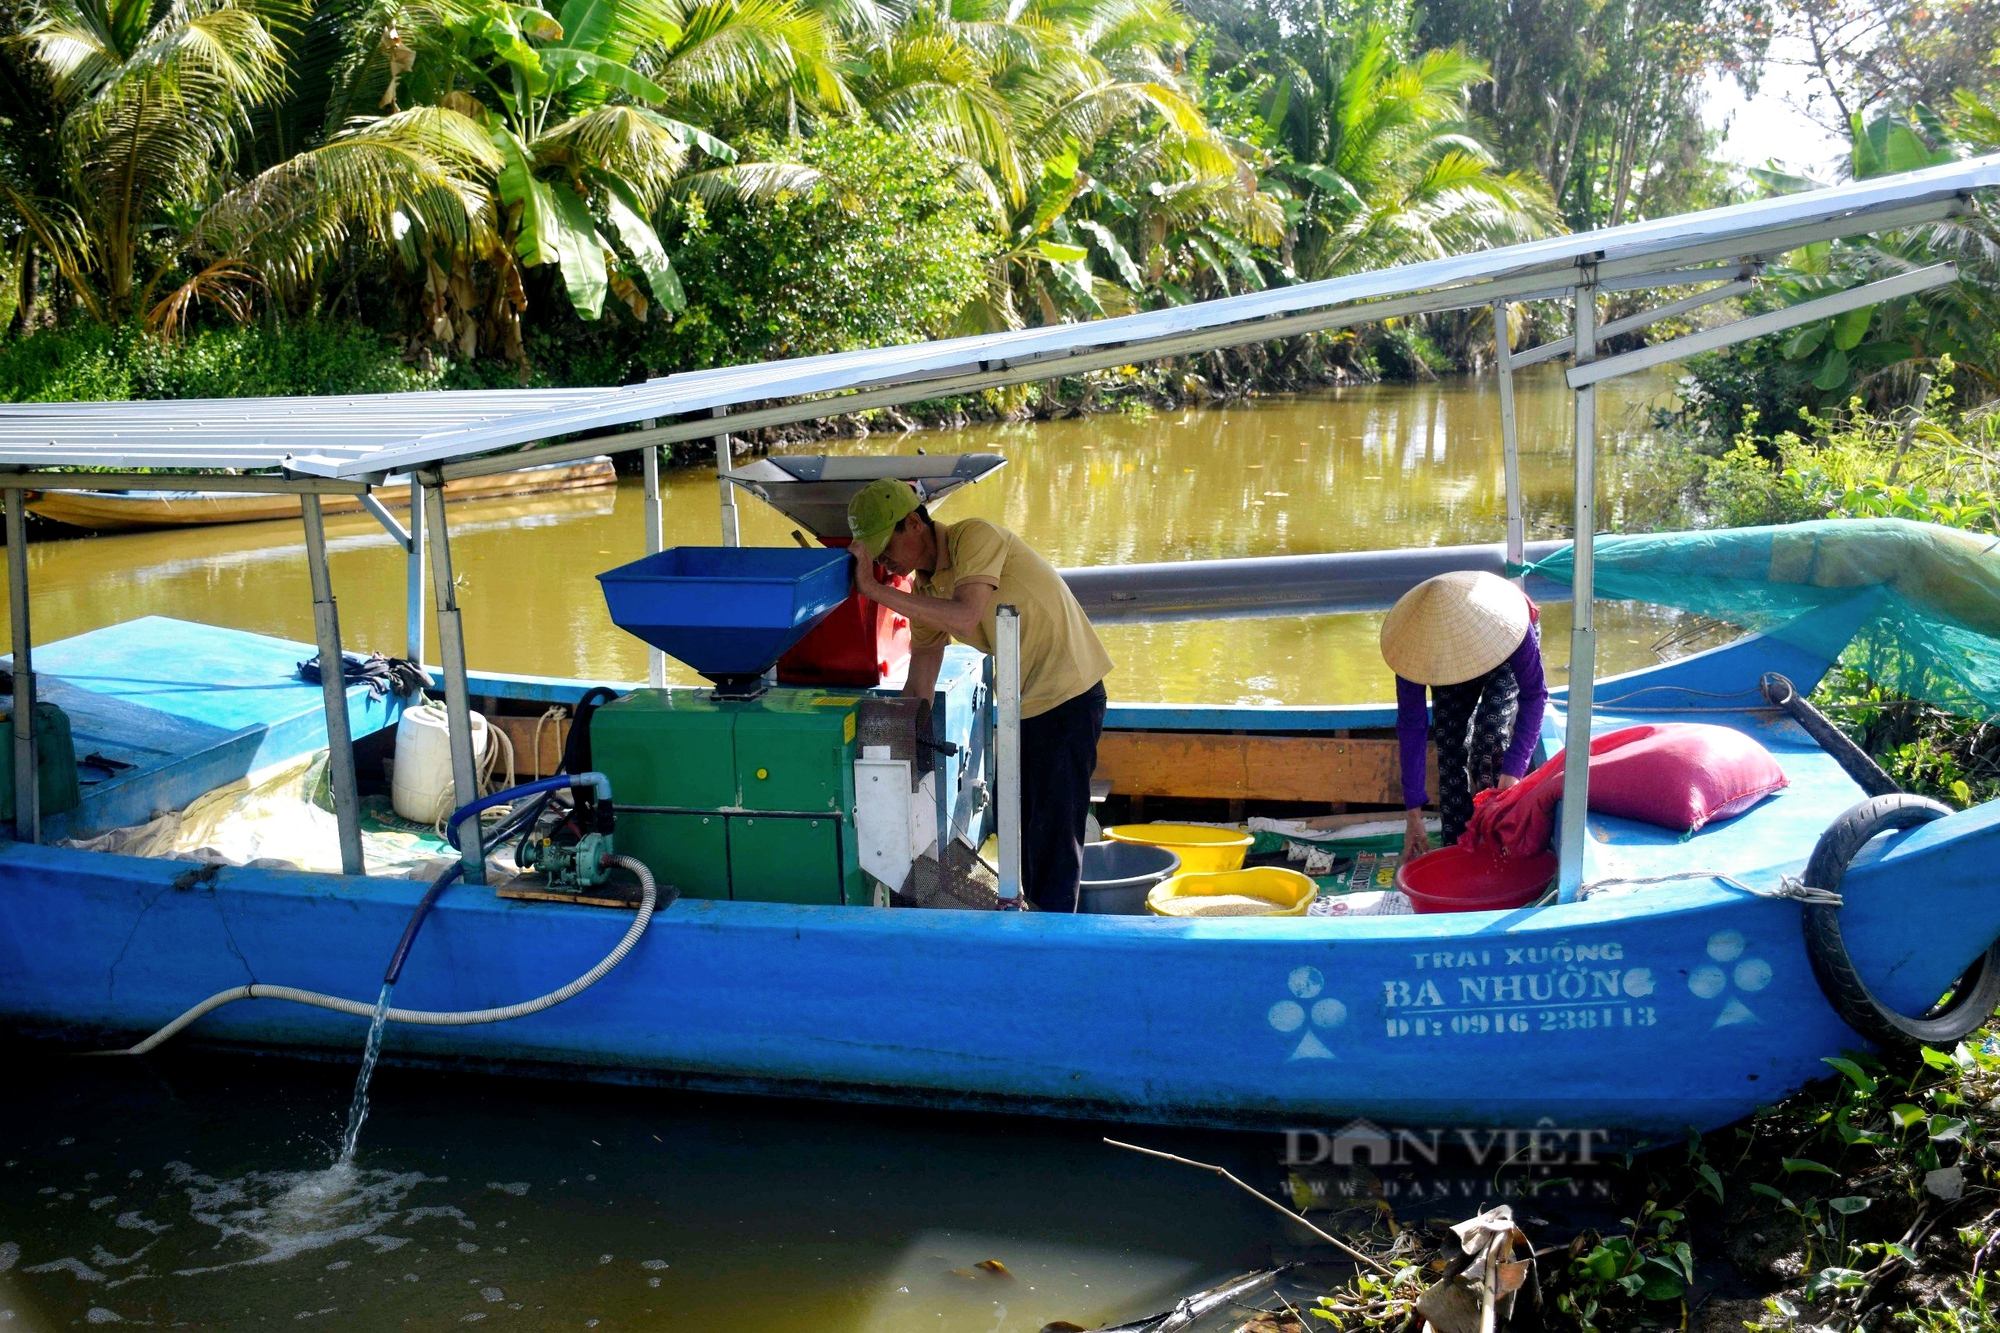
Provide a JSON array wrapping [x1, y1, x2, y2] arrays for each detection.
[[1584, 722, 1789, 832], [1463, 722, 1788, 854]]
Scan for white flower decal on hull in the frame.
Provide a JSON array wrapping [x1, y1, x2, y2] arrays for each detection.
[[1687, 929, 1772, 1028], [1270, 966, 1348, 1060]]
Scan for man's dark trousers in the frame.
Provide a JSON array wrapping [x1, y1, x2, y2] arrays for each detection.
[[1018, 681, 1108, 912]]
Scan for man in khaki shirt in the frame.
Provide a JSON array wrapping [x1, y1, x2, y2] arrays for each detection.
[[847, 479, 1112, 911]]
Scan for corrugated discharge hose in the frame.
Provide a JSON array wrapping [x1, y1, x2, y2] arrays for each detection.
[[94, 770, 655, 1057], [100, 856, 654, 1056]]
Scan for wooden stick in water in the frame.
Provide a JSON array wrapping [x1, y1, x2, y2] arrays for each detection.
[[1103, 1137, 1395, 1274]]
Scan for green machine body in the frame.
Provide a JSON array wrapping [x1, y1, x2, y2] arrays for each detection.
[[591, 688, 867, 905]]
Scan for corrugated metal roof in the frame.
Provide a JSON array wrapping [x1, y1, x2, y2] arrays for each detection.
[[0, 388, 607, 471], [3, 155, 1995, 480]]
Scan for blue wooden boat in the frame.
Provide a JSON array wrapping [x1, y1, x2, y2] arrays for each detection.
[[3, 160, 1999, 1139], [0, 593, 1992, 1137]]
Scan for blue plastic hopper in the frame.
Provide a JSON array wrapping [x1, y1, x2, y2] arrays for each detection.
[[597, 547, 854, 691]]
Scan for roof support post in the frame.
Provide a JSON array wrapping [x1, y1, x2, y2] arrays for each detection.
[[1556, 273, 1600, 902], [1492, 300, 1524, 567], [301, 494, 366, 876], [714, 407, 739, 547], [406, 480, 427, 666], [641, 422, 666, 688], [5, 488, 37, 844], [994, 604, 1022, 906], [420, 474, 485, 883]]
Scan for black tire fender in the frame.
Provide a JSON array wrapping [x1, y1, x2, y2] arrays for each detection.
[[1801, 793, 2000, 1048]]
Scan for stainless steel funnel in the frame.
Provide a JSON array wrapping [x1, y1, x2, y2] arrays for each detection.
[[725, 454, 1007, 541]]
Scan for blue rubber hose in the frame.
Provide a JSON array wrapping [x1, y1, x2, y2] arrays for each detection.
[[444, 772, 609, 850], [93, 766, 652, 1056], [382, 862, 462, 986]]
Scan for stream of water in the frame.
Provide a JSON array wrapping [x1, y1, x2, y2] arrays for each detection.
[[339, 984, 398, 1166], [0, 366, 1693, 1330]]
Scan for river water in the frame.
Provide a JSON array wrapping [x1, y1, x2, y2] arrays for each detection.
[[0, 1052, 1285, 1331], [0, 367, 1687, 1330], [0, 365, 1687, 701]]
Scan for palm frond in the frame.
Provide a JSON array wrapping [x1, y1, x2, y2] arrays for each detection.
[[190, 105, 498, 291], [671, 157, 822, 203]]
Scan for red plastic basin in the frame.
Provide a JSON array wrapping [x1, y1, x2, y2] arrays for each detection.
[[1395, 844, 1557, 914]]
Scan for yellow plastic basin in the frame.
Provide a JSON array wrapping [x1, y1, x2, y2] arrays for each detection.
[[1146, 867, 1317, 918], [1104, 823, 1253, 873]]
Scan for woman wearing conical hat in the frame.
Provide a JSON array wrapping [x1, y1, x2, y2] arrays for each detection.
[[1383, 571, 1550, 861]]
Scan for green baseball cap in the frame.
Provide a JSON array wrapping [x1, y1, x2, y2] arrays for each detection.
[[846, 478, 922, 556]]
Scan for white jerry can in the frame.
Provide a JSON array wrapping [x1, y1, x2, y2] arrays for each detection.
[[392, 700, 491, 824]]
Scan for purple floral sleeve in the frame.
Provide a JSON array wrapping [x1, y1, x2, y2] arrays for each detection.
[[1396, 674, 1430, 809], [1502, 626, 1548, 778]]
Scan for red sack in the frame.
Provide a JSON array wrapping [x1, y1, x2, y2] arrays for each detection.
[[1462, 723, 1789, 856]]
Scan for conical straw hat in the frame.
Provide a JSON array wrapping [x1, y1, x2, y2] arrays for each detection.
[[1380, 571, 1532, 686]]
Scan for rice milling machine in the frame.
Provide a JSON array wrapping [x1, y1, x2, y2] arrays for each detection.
[[588, 456, 1004, 907]]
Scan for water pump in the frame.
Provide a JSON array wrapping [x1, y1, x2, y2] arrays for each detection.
[[519, 829, 617, 891]]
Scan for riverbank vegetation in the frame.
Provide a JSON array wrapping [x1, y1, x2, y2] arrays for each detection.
[[0, 0, 1528, 392], [1608, 106, 2000, 813], [0, 0, 1963, 401], [1254, 1032, 2000, 1333]]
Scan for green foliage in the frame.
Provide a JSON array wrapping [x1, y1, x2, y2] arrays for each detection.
[[1304, 1260, 1426, 1327], [1205, 17, 1554, 281], [1782, 380, 2000, 535], [1643, 382, 2000, 808], [1557, 1196, 1697, 1329], [1811, 662, 2000, 807], [1290, 1030, 2000, 1333], [1667, 324, 1826, 445], [4, 0, 300, 322], [1895, 1275, 2000, 1332], [1414, 0, 1763, 230], [1701, 435, 1828, 528], [1675, 97, 2000, 444], [1368, 322, 1453, 378], [0, 321, 439, 403], [0, 0, 1582, 380], [1737, 1040, 2000, 1329], [850, 0, 1282, 332], [649, 123, 991, 366]]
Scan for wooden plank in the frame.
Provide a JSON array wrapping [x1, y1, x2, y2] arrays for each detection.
[[496, 883, 639, 909], [490, 712, 570, 778], [1094, 731, 1439, 805]]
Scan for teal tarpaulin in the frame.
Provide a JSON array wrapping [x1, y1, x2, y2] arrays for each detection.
[[1523, 519, 2000, 715]]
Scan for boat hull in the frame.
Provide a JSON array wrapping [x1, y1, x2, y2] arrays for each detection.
[[0, 829, 1988, 1138], [2, 610, 1996, 1138]]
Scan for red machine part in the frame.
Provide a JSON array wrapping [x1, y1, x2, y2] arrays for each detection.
[[776, 538, 913, 687]]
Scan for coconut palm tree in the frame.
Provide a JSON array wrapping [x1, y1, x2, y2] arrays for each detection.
[[854, 0, 1276, 329], [187, 0, 844, 358], [4, 0, 301, 322], [1247, 23, 1554, 281]]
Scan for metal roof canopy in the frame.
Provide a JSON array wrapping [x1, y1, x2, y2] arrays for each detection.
[[0, 155, 1994, 484]]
